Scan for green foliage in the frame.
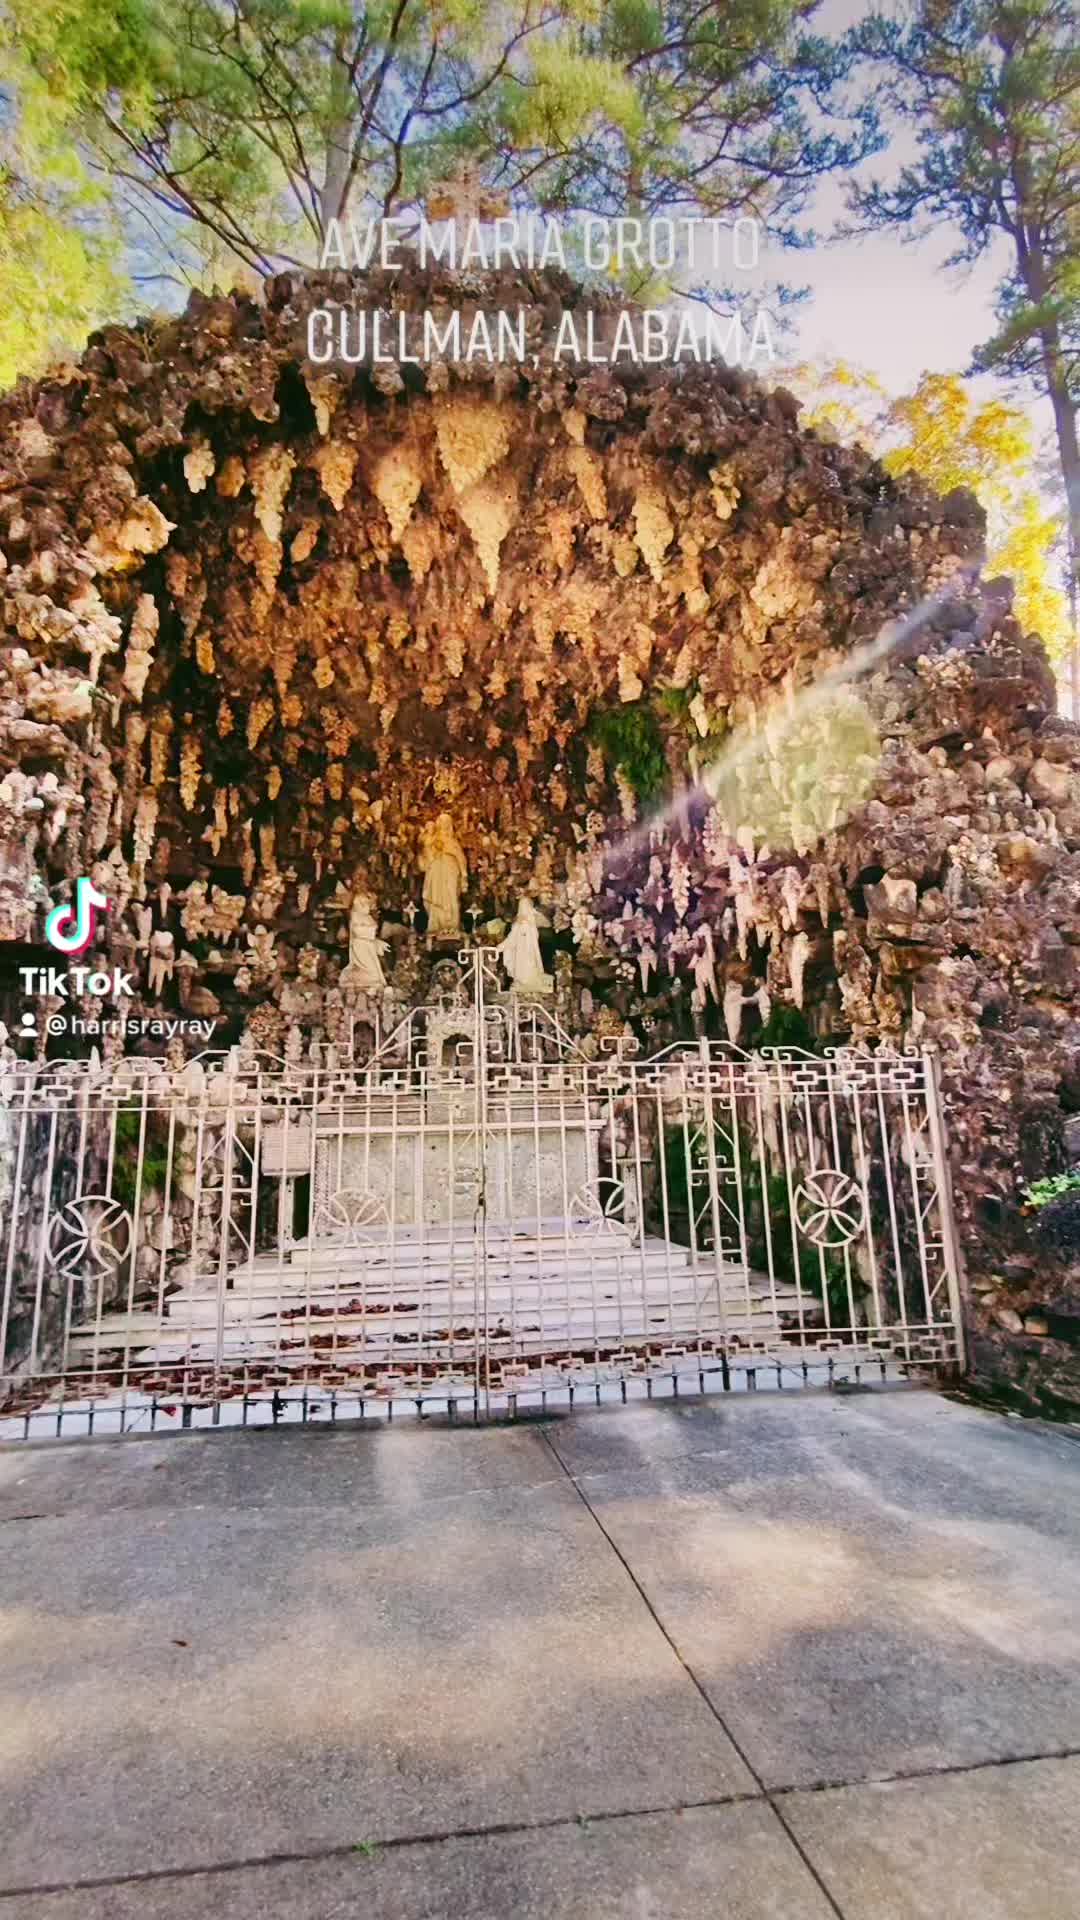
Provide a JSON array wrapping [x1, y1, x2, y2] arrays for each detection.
[[655, 685, 693, 725], [755, 1002, 816, 1052], [500, 42, 646, 150], [0, 0, 875, 371], [588, 701, 668, 804], [788, 362, 1071, 660], [0, 62, 127, 388], [662, 1117, 855, 1318], [110, 1107, 169, 1209], [1024, 1172, 1080, 1210]]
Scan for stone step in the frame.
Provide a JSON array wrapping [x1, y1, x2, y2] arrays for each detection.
[[72, 1276, 796, 1341], [166, 1242, 728, 1295], [71, 1307, 793, 1367], [77, 1255, 799, 1311], [271, 1231, 723, 1276], [69, 1282, 804, 1368], [166, 1259, 756, 1307], [243, 1248, 703, 1288], [68, 1216, 810, 1370], [278, 1228, 657, 1259]]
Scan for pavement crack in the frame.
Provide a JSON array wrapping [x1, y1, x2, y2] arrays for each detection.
[[6, 1747, 1080, 1903], [770, 1742, 1080, 1799], [0, 1793, 763, 1902], [537, 1424, 850, 1920]]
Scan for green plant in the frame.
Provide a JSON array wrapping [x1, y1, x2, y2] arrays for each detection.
[[661, 1117, 856, 1317], [1023, 1172, 1080, 1209], [656, 682, 728, 744], [588, 702, 668, 805], [110, 1108, 170, 1209], [655, 684, 693, 726], [755, 1003, 817, 1052]]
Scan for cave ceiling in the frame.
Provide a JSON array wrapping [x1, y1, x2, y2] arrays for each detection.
[[0, 262, 991, 909]]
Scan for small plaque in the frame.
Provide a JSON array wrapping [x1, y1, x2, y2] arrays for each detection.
[[261, 1122, 313, 1175]]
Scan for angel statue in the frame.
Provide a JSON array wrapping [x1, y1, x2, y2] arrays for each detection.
[[498, 896, 552, 993], [420, 813, 468, 939]]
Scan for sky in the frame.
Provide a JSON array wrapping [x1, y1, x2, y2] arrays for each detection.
[[780, 0, 1010, 398], [784, 228, 1008, 394]]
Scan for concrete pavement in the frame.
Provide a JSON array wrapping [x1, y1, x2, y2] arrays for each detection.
[[1, 1387, 1079, 1916]]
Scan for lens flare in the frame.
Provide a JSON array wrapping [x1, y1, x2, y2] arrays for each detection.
[[609, 581, 971, 858]]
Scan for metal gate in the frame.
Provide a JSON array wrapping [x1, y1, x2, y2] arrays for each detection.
[[0, 954, 965, 1438]]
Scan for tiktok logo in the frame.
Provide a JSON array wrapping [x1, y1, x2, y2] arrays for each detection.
[[45, 878, 109, 957]]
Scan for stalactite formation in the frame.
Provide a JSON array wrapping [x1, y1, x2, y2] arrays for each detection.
[[0, 261, 1078, 1404]]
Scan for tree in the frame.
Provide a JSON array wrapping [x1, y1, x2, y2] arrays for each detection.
[[785, 358, 889, 444], [845, 1, 1080, 689], [2, 0, 876, 290], [0, 72, 126, 385], [789, 361, 1070, 657], [885, 370, 1070, 655]]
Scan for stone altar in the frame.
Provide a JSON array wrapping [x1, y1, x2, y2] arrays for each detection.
[[262, 1078, 604, 1235]]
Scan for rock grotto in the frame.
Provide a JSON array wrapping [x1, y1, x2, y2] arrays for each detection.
[[1, 260, 1079, 1413]]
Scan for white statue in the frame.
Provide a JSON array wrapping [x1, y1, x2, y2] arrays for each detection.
[[691, 924, 719, 1008], [348, 892, 388, 992], [147, 928, 175, 998], [420, 812, 468, 938], [498, 897, 552, 993]]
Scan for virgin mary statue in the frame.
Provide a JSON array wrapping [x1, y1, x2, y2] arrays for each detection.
[[420, 813, 468, 938], [498, 897, 552, 992]]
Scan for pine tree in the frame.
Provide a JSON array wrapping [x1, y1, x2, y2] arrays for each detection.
[[2, 0, 876, 289], [846, 1, 1079, 695]]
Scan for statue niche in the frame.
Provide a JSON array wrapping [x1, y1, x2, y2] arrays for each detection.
[[427, 1009, 479, 1083]]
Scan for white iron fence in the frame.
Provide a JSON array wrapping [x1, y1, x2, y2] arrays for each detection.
[[0, 1008, 965, 1437]]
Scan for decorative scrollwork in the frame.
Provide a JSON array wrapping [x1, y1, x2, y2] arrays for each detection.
[[569, 1180, 624, 1236], [47, 1195, 132, 1279], [311, 1187, 390, 1248], [794, 1170, 865, 1249]]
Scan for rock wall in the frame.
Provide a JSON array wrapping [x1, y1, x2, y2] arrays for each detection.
[[0, 262, 1077, 1407]]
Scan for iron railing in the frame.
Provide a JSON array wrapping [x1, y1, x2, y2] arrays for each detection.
[[0, 1015, 964, 1439]]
